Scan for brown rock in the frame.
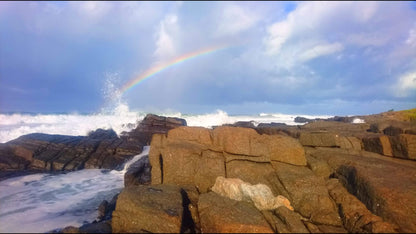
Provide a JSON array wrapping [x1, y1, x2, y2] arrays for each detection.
[[112, 184, 184, 233], [267, 135, 306, 166], [326, 178, 398, 233], [124, 155, 151, 188], [306, 155, 331, 179], [121, 113, 187, 146], [273, 206, 309, 233], [167, 126, 212, 146], [362, 134, 393, 157], [310, 147, 416, 232], [198, 192, 274, 233], [212, 126, 257, 155], [194, 150, 225, 193], [226, 160, 289, 198], [211, 176, 294, 211], [272, 162, 342, 226], [398, 134, 416, 160]]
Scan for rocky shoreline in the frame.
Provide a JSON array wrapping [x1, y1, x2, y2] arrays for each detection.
[[1, 109, 415, 233]]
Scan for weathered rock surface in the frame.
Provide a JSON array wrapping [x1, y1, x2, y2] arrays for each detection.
[[272, 161, 342, 226], [308, 147, 416, 233], [198, 192, 274, 233], [326, 178, 398, 233], [112, 184, 184, 233], [262, 207, 310, 233]]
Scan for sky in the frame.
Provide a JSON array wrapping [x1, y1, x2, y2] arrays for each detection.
[[0, 1, 415, 115]]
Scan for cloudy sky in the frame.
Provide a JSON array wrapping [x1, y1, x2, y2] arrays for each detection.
[[1, 1, 415, 115]]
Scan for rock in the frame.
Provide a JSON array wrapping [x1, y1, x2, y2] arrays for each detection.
[[224, 121, 256, 128], [121, 114, 187, 146], [60, 226, 80, 233], [305, 154, 331, 179], [212, 126, 257, 155], [397, 134, 416, 160], [198, 192, 274, 233], [225, 160, 290, 198], [273, 206, 309, 233], [272, 162, 342, 226], [255, 124, 300, 139], [383, 126, 404, 136], [294, 116, 314, 123], [124, 155, 151, 187], [309, 147, 416, 232], [112, 184, 184, 233], [0, 132, 142, 172], [362, 134, 393, 157], [299, 132, 361, 151], [326, 178, 398, 233], [266, 134, 307, 166], [87, 129, 118, 140], [78, 220, 112, 233], [97, 200, 109, 221], [149, 126, 307, 191], [211, 176, 293, 211]]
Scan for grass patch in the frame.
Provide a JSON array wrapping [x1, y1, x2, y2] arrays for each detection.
[[402, 108, 416, 121]]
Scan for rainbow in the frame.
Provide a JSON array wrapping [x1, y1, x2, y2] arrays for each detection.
[[120, 44, 229, 95]]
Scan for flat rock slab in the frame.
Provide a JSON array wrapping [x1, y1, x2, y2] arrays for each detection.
[[112, 184, 184, 233]]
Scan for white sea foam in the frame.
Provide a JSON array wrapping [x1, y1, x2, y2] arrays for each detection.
[[0, 105, 334, 143], [352, 118, 365, 123], [0, 146, 150, 233], [0, 104, 145, 143]]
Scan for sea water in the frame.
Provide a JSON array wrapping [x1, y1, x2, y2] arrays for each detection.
[[0, 146, 150, 233]]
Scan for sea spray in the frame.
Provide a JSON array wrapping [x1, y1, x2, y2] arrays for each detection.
[[0, 146, 150, 233]]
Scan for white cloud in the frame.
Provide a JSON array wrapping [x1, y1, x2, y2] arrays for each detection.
[[215, 4, 260, 37], [264, 2, 416, 64], [406, 25, 416, 48], [299, 43, 344, 62], [394, 72, 416, 97], [154, 14, 179, 61]]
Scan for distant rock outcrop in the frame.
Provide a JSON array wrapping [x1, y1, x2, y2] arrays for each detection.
[[0, 114, 187, 178]]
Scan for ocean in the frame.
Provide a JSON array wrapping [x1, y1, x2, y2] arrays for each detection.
[[0, 103, 333, 144], [0, 104, 333, 233]]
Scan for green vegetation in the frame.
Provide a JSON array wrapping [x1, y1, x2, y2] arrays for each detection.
[[402, 108, 416, 121]]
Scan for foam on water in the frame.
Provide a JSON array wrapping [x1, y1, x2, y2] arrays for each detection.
[[0, 104, 145, 143], [0, 146, 150, 233]]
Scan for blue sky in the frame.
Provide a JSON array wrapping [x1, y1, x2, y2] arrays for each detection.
[[0, 1, 415, 115]]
